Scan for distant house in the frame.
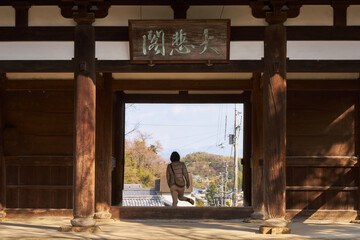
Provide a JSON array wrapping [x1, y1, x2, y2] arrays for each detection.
[[122, 175, 195, 207], [122, 184, 165, 207]]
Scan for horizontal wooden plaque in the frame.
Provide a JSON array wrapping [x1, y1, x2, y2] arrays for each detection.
[[129, 19, 230, 64]]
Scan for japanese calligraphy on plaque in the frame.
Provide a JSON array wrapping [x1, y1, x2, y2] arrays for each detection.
[[129, 20, 230, 64]]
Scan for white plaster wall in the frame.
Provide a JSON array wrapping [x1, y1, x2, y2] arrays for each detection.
[[187, 6, 223, 20], [285, 5, 333, 26], [219, 6, 266, 26], [141, 6, 173, 20], [29, 6, 76, 26], [230, 42, 263, 60], [0, 6, 15, 26], [348, 5, 360, 26], [96, 42, 129, 60], [0, 42, 73, 60], [287, 41, 360, 60], [1, 41, 360, 60], [94, 6, 173, 26]]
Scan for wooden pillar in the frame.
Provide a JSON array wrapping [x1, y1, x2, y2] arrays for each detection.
[[250, 72, 264, 219], [0, 74, 6, 220], [262, 11, 287, 227], [243, 91, 252, 207], [113, 92, 125, 205], [94, 73, 113, 220], [71, 13, 96, 228]]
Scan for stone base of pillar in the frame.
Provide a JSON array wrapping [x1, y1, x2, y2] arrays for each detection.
[[259, 226, 291, 234], [71, 217, 96, 227], [259, 218, 290, 234], [94, 211, 114, 222], [94, 211, 112, 219], [244, 211, 265, 223], [58, 225, 102, 233]]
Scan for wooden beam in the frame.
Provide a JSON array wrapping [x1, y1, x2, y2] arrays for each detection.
[[243, 91, 252, 206], [13, 1, 30, 27], [110, 206, 253, 220], [332, 0, 350, 26], [6, 185, 72, 190], [72, 16, 96, 227], [95, 73, 113, 219], [5, 79, 74, 91], [171, 0, 189, 19], [287, 60, 360, 73], [2, 0, 360, 6], [263, 22, 287, 219], [4, 156, 73, 166], [123, 92, 250, 103], [1, 26, 360, 41], [4, 79, 360, 92], [287, 79, 360, 91], [286, 186, 359, 191], [113, 91, 126, 205], [112, 79, 252, 91], [0, 73, 5, 217], [0, 60, 359, 73], [286, 156, 358, 167], [251, 72, 264, 214]]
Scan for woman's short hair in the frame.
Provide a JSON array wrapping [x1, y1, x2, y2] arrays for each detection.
[[170, 151, 180, 162]]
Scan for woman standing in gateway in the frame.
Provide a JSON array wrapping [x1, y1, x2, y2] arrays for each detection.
[[166, 151, 194, 206]]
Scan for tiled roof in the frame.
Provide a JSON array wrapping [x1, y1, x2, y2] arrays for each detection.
[[122, 196, 165, 207]]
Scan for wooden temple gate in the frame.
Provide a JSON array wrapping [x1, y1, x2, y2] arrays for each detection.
[[0, 0, 359, 232]]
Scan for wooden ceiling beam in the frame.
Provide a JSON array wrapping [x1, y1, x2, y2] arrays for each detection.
[[0, 60, 359, 73], [1, 26, 360, 41], [0, 0, 356, 5], [122, 93, 250, 103], [2, 0, 360, 6], [111, 79, 253, 91], [4, 79, 360, 92]]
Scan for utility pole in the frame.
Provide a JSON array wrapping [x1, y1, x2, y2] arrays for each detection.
[[233, 104, 239, 207]]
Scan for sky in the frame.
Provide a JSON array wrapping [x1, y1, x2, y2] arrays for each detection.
[[125, 103, 244, 161]]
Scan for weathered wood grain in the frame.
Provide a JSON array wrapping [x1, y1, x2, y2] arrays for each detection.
[[263, 23, 287, 219], [251, 72, 264, 213], [73, 22, 96, 219], [95, 73, 113, 215]]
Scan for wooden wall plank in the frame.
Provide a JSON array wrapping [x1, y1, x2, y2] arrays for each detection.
[[286, 156, 358, 167]]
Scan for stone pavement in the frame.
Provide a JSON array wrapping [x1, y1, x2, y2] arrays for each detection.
[[1, 217, 360, 239]]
